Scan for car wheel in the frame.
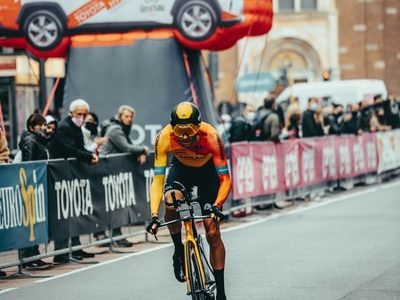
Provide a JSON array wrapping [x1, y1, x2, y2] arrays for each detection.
[[175, 0, 218, 41], [22, 10, 63, 51]]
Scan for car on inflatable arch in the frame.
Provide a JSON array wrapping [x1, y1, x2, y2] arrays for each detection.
[[0, 0, 243, 51]]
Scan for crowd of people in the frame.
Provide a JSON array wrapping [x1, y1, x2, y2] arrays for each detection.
[[0, 98, 148, 273], [223, 94, 400, 143]]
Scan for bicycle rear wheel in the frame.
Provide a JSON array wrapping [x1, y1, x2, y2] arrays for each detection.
[[186, 241, 206, 300]]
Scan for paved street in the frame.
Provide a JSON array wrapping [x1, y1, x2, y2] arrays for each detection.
[[1, 181, 400, 300]]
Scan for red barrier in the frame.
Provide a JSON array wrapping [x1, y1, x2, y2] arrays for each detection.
[[231, 134, 379, 200]]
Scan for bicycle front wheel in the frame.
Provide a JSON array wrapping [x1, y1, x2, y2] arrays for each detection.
[[186, 241, 206, 300]]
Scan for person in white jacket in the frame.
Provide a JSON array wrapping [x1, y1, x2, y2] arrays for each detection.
[[82, 112, 107, 153]]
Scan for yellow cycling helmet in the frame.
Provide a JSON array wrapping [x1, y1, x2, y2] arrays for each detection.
[[170, 102, 201, 139]]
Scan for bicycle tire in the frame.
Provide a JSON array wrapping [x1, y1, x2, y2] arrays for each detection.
[[186, 241, 206, 300]]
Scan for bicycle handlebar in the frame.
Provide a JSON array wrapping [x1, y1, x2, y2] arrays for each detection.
[[158, 214, 211, 228]]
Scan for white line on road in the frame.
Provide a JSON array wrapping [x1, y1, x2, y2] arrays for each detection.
[[0, 288, 16, 295], [2, 179, 399, 293]]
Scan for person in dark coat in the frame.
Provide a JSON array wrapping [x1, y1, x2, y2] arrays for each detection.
[[343, 104, 361, 135], [48, 99, 98, 264], [252, 97, 281, 142], [301, 98, 324, 138], [18, 113, 51, 269], [327, 104, 345, 135], [229, 103, 255, 143]]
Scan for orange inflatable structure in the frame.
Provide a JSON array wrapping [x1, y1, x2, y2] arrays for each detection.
[[0, 0, 273, 57]]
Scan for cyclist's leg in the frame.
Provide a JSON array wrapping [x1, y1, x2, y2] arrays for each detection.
[[164, 159, 190, 282], [198, 161, 226, 299], [204, 219, 226, 300], [203, 219, 225, 269]]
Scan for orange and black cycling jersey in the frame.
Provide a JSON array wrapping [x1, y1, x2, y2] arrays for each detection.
[[150, 122, 232, 217]]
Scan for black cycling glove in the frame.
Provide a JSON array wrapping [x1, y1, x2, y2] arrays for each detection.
[[211, 205, 225, 221], [146, 216, 160, 234]]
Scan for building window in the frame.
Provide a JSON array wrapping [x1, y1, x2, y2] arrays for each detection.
[[301, 0, 317, 10], [279, 0, 295, 11], [278, 0, 317, 12]]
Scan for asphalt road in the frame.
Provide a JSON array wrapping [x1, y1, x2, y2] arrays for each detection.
[[2, 182, 400, 300]]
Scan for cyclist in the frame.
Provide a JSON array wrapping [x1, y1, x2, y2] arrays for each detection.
[[147, 101, 232, 300]]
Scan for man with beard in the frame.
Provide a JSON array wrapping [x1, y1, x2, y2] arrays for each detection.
[[96, 105, 148, 247]]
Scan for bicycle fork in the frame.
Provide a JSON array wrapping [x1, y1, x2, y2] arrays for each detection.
[[183, 220, 207, 294]]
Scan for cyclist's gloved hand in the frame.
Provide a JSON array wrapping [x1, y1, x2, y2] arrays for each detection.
[[146, 216, 160, 235], [210, 205, 225, 222]]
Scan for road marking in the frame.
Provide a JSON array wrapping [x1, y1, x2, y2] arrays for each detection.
[[0, 288, 17, 295], [2, 179, 400, 292], [36, 243, 173, 283]]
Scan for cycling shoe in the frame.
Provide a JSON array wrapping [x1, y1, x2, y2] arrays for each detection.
[[172, 252, 185, 282]]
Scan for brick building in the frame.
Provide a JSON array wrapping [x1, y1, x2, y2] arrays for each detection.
[[337, 0, 400, 96], [213, 0, 400, 108]]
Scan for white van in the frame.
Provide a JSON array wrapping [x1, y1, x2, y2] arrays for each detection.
[[276, 79, 388, 111]]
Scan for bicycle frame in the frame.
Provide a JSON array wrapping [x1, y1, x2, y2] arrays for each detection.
[[157, 196, 215, 299], [183, 217, 207, 295]]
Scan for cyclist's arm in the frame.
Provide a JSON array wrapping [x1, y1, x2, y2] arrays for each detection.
[[210, 131, 232, 208], [149, 129, 170, 217]]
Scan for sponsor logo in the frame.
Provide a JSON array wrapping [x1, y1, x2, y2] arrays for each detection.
[[102, 172, 136, 211], [0, 168, 46, 242], [235, 156, 254, 194], [261, 155, 278, 191], [140, 0, 165, 13], [54, 179, 94, 220]]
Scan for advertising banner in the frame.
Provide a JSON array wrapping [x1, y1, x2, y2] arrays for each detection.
[[230, 133, 381, 200], [335, 135, 354, 179], [363, 133, 378, 173], [376, 130, 400, 173], [251, 142, 281, 195], [277, 141, 301, 190], [47, 155, 150, 241], [231, 143, 255, 200], [0, 162, 48, 252], [316, 136, 337, 182], [299, 139, 321, 186]]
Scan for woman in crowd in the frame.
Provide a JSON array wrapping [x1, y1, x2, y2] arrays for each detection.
[[18, 113, 51, 269]]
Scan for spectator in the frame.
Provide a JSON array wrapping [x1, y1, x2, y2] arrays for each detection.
[[285, 97, 301, 127], [229, 103, 255, 143], [373, 94, 382, 106], [385, 95, 400, 129], [252, 97, 280, 142], [343, 104, 361, 135], [45, 115, 58, 140], [370, 110, 391, 132], [275, 103, 285, 130], [48, 99, 98, 264], [18, 113, 52, 269], [95, 105, 148, 247], [0, 128, 10, 163], [327, 104, 345, 135], [281, 112, 301, 140], [82, 112, 107, 152], [0, 129, 10, 277], [359, 100, 373, 132], [301, 98, 324, 138]]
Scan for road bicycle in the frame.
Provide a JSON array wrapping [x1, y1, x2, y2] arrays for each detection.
[[156, 190, 217, 300]]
